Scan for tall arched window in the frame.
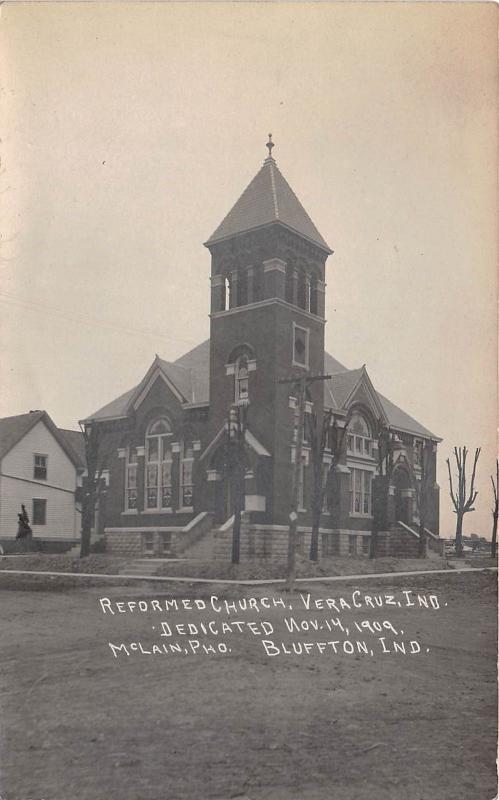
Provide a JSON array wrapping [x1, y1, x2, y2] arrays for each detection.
[[347, 411, 373, 517], [180, 437, 194, 509], [145, 418, 173, 510], [235, 355, 249, 404], [347, 411, 372, 457]]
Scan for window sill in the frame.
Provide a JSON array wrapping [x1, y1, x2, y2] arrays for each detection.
[[122, 510, 138, 516], [178, 507, 194, 513], [349, 513, 373, 519], [143, 508, 174, 515]]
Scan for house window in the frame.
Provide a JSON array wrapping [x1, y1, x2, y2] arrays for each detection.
[[145, 418, 173, 510], [32, 498, 46, 525], [180, 440, 194, 509], [349, 468, 372, 516], [292, 323, 309, 368], [235, 355, 249, 404], [34, 454, 47, 481], [125, 447, 138, 511]]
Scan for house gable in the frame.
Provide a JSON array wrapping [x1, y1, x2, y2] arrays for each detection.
[[2, 419, 77, 491]]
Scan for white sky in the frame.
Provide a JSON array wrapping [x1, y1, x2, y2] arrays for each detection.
[[0, 2, 497, 538]]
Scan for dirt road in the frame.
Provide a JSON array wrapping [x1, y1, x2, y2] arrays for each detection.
[[0, 571, 496, 800]]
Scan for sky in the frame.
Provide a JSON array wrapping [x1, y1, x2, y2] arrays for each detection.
[[0, 2, 497, 538]]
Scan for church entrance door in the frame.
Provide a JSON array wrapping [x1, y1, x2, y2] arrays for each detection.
[[392, 466, 412, 526]]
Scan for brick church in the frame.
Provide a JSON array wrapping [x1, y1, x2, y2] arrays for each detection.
[[86, 138, 441, 560]]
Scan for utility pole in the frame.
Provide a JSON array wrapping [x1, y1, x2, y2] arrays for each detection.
[[279, 372, 331, 591], [227, 404, 247, 564]]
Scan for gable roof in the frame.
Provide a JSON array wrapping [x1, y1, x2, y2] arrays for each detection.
[[85, 385, 139, 422], [322, 356, 439, 439], [205, 156, 332, 253], [85, 341, 438, 440], [86, 345, 212, 422], [174, 340, 210, 404], [58, 428, 86, 467], [0, 411, 85, 468]]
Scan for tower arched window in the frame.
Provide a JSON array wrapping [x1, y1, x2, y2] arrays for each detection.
[[224, 276, 231, 311], [238, 269, 248, 306], [310, 273, 318, 315], [285, 264, 294, 304], [235, 355, 250, 404], [297, 268, 306, 310], [145, 418, 173, 510]]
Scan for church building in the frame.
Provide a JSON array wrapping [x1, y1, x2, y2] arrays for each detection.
[[85, 138, 441, 560]]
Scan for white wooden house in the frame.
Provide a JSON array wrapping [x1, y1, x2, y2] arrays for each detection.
[[0, 411, 85, 546]]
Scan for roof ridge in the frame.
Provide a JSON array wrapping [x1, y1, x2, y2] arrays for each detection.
[[269, 161, 279, 218]]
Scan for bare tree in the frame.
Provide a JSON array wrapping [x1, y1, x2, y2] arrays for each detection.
[[413, 440, 434, 558], [491, 459, 498, 559], [79, 420, 125, 558], [446, 446, 481, 558]]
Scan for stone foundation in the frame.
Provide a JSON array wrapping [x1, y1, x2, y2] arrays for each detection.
[[212, 522, 372, 562], [105, 528, 178, 557]]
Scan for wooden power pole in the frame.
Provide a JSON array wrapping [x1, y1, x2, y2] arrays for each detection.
[[279, 372, 331, 591]]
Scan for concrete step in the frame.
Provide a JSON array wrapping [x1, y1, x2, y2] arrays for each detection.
[[182, 529, 217, 559], [119, 557, 189, 576]]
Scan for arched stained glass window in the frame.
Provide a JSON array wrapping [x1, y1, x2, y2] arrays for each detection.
[[145, 418, 173, 510]]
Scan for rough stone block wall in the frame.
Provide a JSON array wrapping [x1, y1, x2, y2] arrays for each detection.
[[105, 530, 144, 557], [212, 526, 371, 563], [377, 528, 420, 558]]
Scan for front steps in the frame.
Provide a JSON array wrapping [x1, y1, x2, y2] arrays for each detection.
[[118, 557, 188, 576]]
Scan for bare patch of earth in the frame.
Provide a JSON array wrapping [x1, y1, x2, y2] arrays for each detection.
[[0, 572, 496, 800]]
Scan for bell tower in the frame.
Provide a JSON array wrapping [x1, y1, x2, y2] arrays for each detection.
[[204, 136, 333, 523]]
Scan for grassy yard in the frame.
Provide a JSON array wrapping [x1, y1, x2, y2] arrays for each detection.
[[0, 571, 496, 800]]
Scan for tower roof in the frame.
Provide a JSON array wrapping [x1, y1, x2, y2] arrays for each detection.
[[205, 140, 332, 253]]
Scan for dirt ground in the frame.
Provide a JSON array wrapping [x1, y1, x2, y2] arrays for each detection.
[[0, 571, 496, 800]]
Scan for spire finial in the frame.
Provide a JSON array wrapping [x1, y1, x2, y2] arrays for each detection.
[[266, 133, 275, 160]]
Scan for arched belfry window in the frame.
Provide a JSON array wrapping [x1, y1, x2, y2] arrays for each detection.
[[285, 263, 294, 304], [224, 276, 231, 311], [145, 417, 173, 510], [310, 273, 318, 315], [297, 268, 307, 310]]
